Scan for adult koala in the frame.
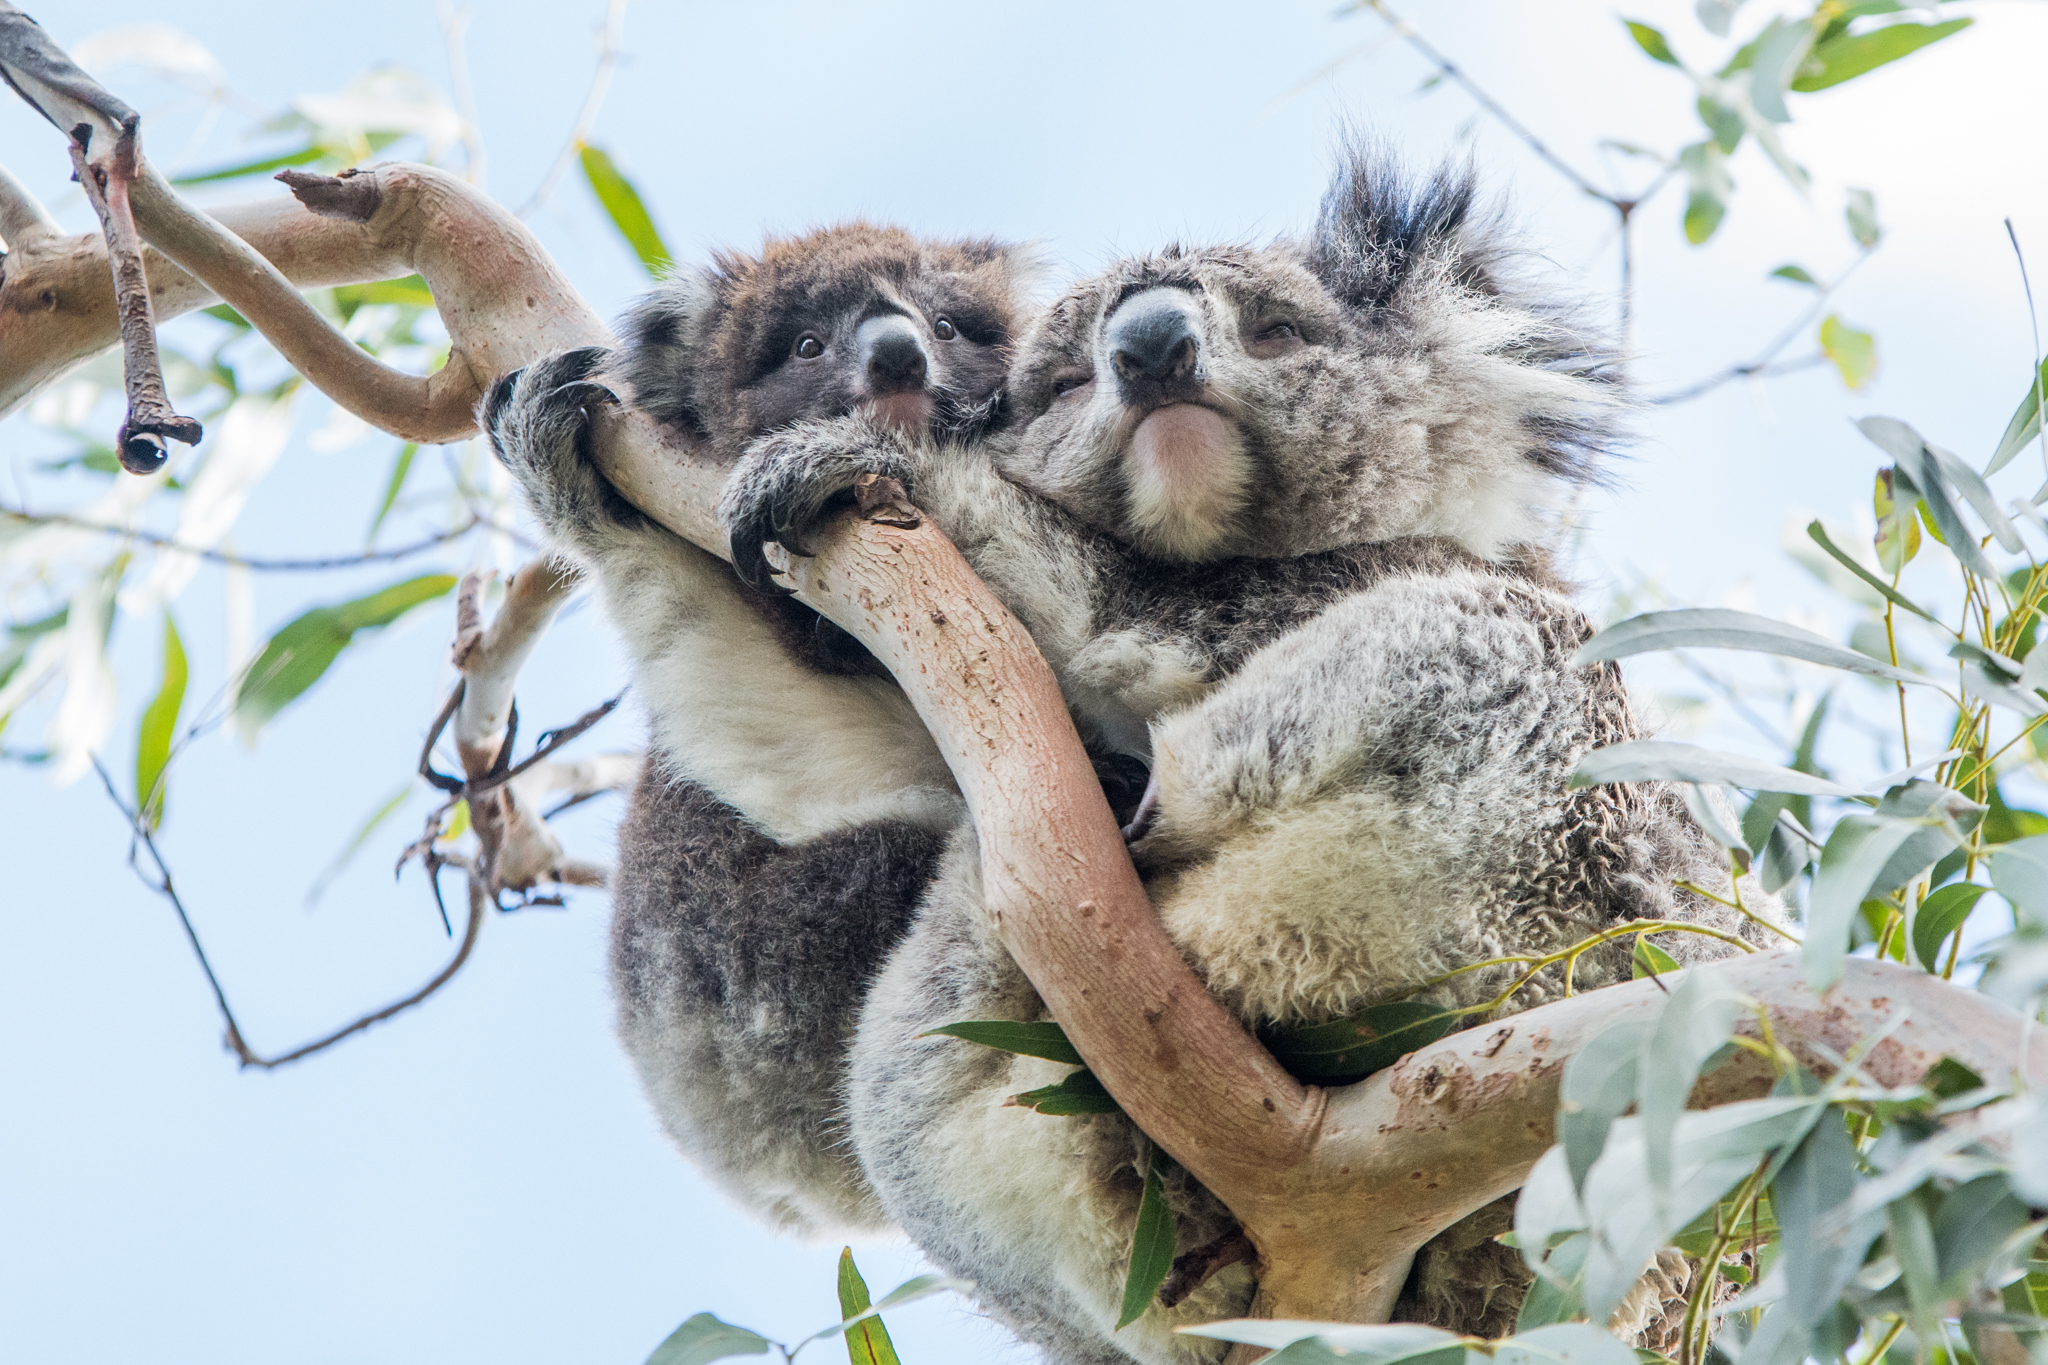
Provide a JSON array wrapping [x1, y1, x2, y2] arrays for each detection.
[[717, 144, 1784, 1363], [484, 222, 1033, 1235]]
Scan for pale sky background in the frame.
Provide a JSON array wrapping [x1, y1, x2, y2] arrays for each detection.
[[3, 3, 2046, 1363]]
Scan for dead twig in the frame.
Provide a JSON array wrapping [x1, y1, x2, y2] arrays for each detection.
[[0, 505, 484, 570]]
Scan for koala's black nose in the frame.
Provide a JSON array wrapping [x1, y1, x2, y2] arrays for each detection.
[[1107, 290, 1202, 393], [857, 314, 929, 395]]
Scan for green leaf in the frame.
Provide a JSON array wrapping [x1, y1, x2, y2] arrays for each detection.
[[1874, 469, 1922, 572], [1177, 1320, 1465, 1364], [1695, 0, 1743, 38], [922, 1020, 1083, 1066], [1558, 1021, 1652, 1194], [1678, 142, 1730, 245], [1845, 188, 1882, 249], [792, 1275, 970, 1355], [1696, 97, 1744, 155], [366, 442, 419, 545], [1747, 18, 1815, 123], [134, 612, 187, 831], [1985, 356, 2048, 477], [170, 144, 325, 185], [1117, 1143, 1177, 1330], [1805, 521, 1936, 622], [1923, 1055, 1986, 1101], [1911, 882, 1989, 971], [1572, 740, 1861, 799], [837, 1248, 901, 1365], [233, 574, 457, 743], [1624, 20, 1679, 65], [1772, 1108, 1879, 1329], [643, 1313, 771, 1365], [1990, 834, 2048, 924], [1792, 18, 1972, 93], [306, 782, 415, 908], [1496, 1323, 1643, 1365], [1261, 1001, 1456, 1086], [1820, 315, 1877, 390], [1863, 417, 1999, 578], [1574, 607, 1928, 686], [1515, 1232, 1591, 1329], [1006, 1069, 1124, 1116], [201, 302, 252, 329], [1632, 935, 1681, 979], [1771, 264, 1819, 287], [1810, 802, 1970, 989], [579, 141, 671, 276], [333, 275, 436, 316]]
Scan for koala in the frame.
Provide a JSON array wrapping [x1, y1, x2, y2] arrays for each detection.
[[716, 144, 1787, 1363], [484, 222, 1035, 1235]]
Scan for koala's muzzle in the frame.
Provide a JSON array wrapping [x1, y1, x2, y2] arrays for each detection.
[[856, 314, 935, 434], [1107, 289, 1204, 409]]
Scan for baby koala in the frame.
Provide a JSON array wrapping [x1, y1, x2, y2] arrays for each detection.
[[717, 145, 1783, 1362], [485, 222, 1033, 1234]]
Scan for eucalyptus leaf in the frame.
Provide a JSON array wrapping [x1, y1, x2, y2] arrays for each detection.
[[1820, 315, 1877, 390], [1515, 1233, 1591, 1330], [1176, 1320, 1465, 1364], [1804, 521, 1935, 621], [1746, 18, 1814, 123], [643, 1313, 771, 1365], [1574, 608, 1927, 686], [1844, 187, 1882, 249], [1793, 18, 1972, 93], [1889, 1188, 1943, 1342], [1695, 0, 1745, 38], [1262, 1000, 1455, 1085], [1773, 1113, 1880, 1326], [794, 1275, 973, 1351], [836, 1247, 901, 1365], [1864, 417, 1999, 578], [1005, 1069, 1123, 1116], [1117, 1144, 1176, 1330], [1987, 356, 2048, 477], [1931, 1176, 2032, 1296], [578, 140, 672, 275], [1989, 835, 2048, 925], [1678, 141, 1730, 244], [1558, 1021, 1651, 1194], [1571, 740, 1861, 798], [1808, 809, 1963, 990], [1682, 782, 1748, 854], [1911, 882, 1990, 971], [1632, 935, 1682, 980], [923, 1020, 1083, 1066], [134, 612, 186, 831], [1494, 1323, 1642, 1365], [1770, 264, 1818, 287], [233, 574, 457, 743], [1639, 971, 1739, 1220]]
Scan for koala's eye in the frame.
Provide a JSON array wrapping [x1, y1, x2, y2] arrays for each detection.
[[1051, 368, 1095, 398], [933, 317, 958, 341], [794, 335, 825, 360], [1248, 318, 1306, 357]]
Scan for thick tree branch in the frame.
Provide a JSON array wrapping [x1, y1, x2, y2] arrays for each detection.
[[0, 159, 57, 247]]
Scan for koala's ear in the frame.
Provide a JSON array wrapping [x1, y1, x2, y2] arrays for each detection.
[[615, 272, 718, 438], [1306, 134, 1492, 313]]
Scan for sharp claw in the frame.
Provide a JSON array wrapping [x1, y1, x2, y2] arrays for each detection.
[[481, 367, 527, 433], [1121, 769, 1162, 846]]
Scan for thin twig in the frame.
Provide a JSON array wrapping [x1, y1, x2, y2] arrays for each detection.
[[1651, 251, 1874, 405], [2005, 218, 2045, 481], [91, 752, 488, 1069], [515, 0, 629, 218], [436, 0, 487, 190], [0, 505, 482, 570]]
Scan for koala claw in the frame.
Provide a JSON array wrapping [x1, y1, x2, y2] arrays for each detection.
[[719, 418, 917, 598], [1120, 768, 1162, 846]]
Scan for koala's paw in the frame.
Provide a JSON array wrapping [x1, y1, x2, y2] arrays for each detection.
[[483, 346, 633, 546], [719, 417, 917, 595]]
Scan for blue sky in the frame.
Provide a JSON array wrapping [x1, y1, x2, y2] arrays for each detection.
[[3, 3, 2045, 1363]]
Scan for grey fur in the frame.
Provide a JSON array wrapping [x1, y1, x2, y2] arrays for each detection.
[[710, 142, 1780, 1363], [484, 225, 1030, 1235]]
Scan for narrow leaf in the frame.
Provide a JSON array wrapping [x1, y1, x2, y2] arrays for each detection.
[[1863, 417, 1998, 578], [1990, 834, 2048, 925], [643, 1313, 771, 1365], [1911, 882, 1989, 971], [1678, 141, 1730, 245], [1624, 20, 1679, 65], [838, 1248, 901, 1365], [579, 141, 672, 276], [1574, 607, 1926, 686], [1632, 935, 1682, 979], [1261, 1001, 1455, 1085], [1773, 1111, 1880, 1328], [233, 574, 456, 743], [1986, 356, 2048, 476], [1747, 18, 1814, 123], [1005, 1069, 1124, 1116], [170, 143, 325, 185], [134, 612, 187, 831], [922, 1020, 1083, 1066], [306, 782, 414, 908], [1805, 521, 1936, 621], [1571, 740, 1861, 798], [1792, 18, 1972, 93], [1117, 1144, 1177, 1330], [1844, 187, 1882, 249], [366, 442, 418, 545], [793, 1276, 973, 1352], [1558, 1021, 1651, 1194], [1770, 264, 1819, 287], [1497, 1323, 1642, 1365], [1809, 811, 1960, 989]]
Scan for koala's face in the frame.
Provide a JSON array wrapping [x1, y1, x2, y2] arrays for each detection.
[[995, 152, 1616, 563], [621, 224, 1025, 461]]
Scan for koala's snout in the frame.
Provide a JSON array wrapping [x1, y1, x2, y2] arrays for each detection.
[[857, 315, 930, 395], [1107, 289, 1203, 407]]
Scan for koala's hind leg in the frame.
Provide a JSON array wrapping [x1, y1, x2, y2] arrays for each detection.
[[848, 834, 1251, 1365], [610, 762, 952, 1236]]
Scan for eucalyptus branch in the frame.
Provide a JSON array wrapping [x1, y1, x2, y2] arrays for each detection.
[[0, 157, 57, 246], [1651, 250, 1875, 405]]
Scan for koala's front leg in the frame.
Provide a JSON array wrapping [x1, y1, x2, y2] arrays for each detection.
[[719, 415, 918, 594], [483, 345, 646, 564]]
